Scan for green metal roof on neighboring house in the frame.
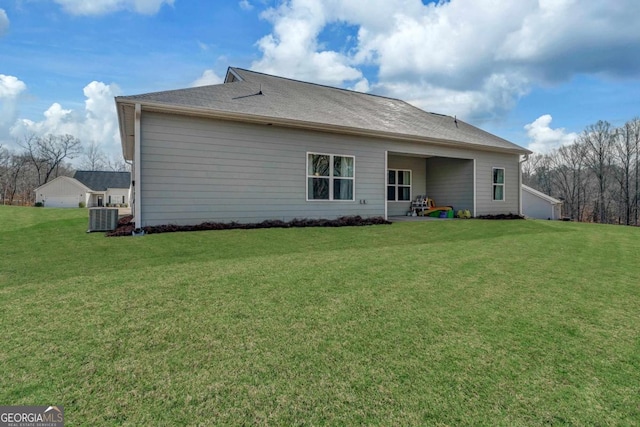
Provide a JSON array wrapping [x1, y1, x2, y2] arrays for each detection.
[[73, 171, 130, 191]]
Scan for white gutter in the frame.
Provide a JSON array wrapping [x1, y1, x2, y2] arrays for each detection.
[[134, 103, 142, 227]]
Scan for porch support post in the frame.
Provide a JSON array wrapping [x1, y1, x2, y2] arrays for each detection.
[[134, 103, 142, 227], [384, 150, 388, 220], [473, 159, 477, 217]]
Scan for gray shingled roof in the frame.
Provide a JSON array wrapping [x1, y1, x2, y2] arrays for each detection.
[[73, 171, 130, 191], [116, 67, 529, 154]]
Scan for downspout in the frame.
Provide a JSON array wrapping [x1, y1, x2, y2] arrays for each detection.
[[134, 103, 142, 227], [125, 159, 133, 217], [519, 154, 529, 216]]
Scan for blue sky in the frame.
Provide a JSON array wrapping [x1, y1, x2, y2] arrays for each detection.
[[1, 0, 639, 161]]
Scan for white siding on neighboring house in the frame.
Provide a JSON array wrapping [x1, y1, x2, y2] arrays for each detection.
[[522, 185, 562, 220], [34, 176, 88, 208], [106, 188, 129, 206]]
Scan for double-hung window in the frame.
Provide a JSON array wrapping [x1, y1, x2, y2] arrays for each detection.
[[387, 169, 411, 201], [307, 153, 355, 201], [493, 167, 505, 201]]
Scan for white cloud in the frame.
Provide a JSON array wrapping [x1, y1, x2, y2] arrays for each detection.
[[0, 9, 9, 36], [52, 0, 174, 15], [350, 77, 369, 93], [83, 81, 122, 148], [251, 0, 366, 88], [239, 0, 253, 11], [525, 114, 578, 153], [191, 70, 223, 87], [0, 75, 27, 128], [10, 81, 122, 159], [250, 0, 640, 122]]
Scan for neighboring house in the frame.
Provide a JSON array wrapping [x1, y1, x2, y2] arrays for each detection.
[[34, 171, 131, 208], [521, 185, 563, 220], [115, 67, 532, 227]]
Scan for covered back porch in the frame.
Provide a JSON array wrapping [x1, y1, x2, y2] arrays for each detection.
[[386, 152, 475, 219]]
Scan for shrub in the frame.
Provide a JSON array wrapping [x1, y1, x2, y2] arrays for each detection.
[[79, 201, 86, 208], [35, 202, 44, 208]]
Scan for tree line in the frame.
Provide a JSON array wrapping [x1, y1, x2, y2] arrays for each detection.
[[523, 118, 640, 225], [0, 134, 129, 205]]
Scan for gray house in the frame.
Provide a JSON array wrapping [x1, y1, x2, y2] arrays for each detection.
[[115, 67, 531, 227]]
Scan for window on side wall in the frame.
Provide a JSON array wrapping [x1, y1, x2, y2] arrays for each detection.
[[493, 167, 505, 201], [387, 169, 412, 201], [307, 153, 355, 201]]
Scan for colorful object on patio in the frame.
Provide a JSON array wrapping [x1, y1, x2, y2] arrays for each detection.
[[456, 209, 472, 219], [422, 206, 454, 217]]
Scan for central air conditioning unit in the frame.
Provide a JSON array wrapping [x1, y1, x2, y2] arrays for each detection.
[[88, 208, 119, 232]]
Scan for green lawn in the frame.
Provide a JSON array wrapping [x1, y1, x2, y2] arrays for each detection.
[[1, 206, 639, 426]]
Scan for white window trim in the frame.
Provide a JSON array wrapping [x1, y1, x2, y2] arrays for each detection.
[[306, 152, 356, 202], [492, 167, 505, 202], [387, 169, 412, 202]]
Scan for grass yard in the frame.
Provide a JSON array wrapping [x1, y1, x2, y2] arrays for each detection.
[[1, 205, 639, 426]]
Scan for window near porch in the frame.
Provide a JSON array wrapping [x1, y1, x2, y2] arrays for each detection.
[[307, 153, 355, 201], [493, 167, 505, 201], [387, 169, 411, 201]]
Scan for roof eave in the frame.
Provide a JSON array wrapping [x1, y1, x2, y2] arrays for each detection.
[[115, 98, 531, 155], [115, 98, 135, 161]]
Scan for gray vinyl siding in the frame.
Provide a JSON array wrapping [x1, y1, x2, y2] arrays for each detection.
[[425, 157, 474, 213], [387, 155, 426, 216], [138, 111, 522, 226], [474, 153, 521, 216], [139, 112, 386, 226]]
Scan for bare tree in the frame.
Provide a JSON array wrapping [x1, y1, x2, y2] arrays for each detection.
[[0, 145, 9, 204], [79, 141, 107, 171], [18, 134, 82, 185], [106, 155, 130, 172], [1, 153, 30, 205], [580, 121, 615, 223], [522, 153, 539, 187], [612, 119, 639, 225], [523, 153, 553, 194], [549, 143, 589, 221], [627, 118, 640, 225]]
